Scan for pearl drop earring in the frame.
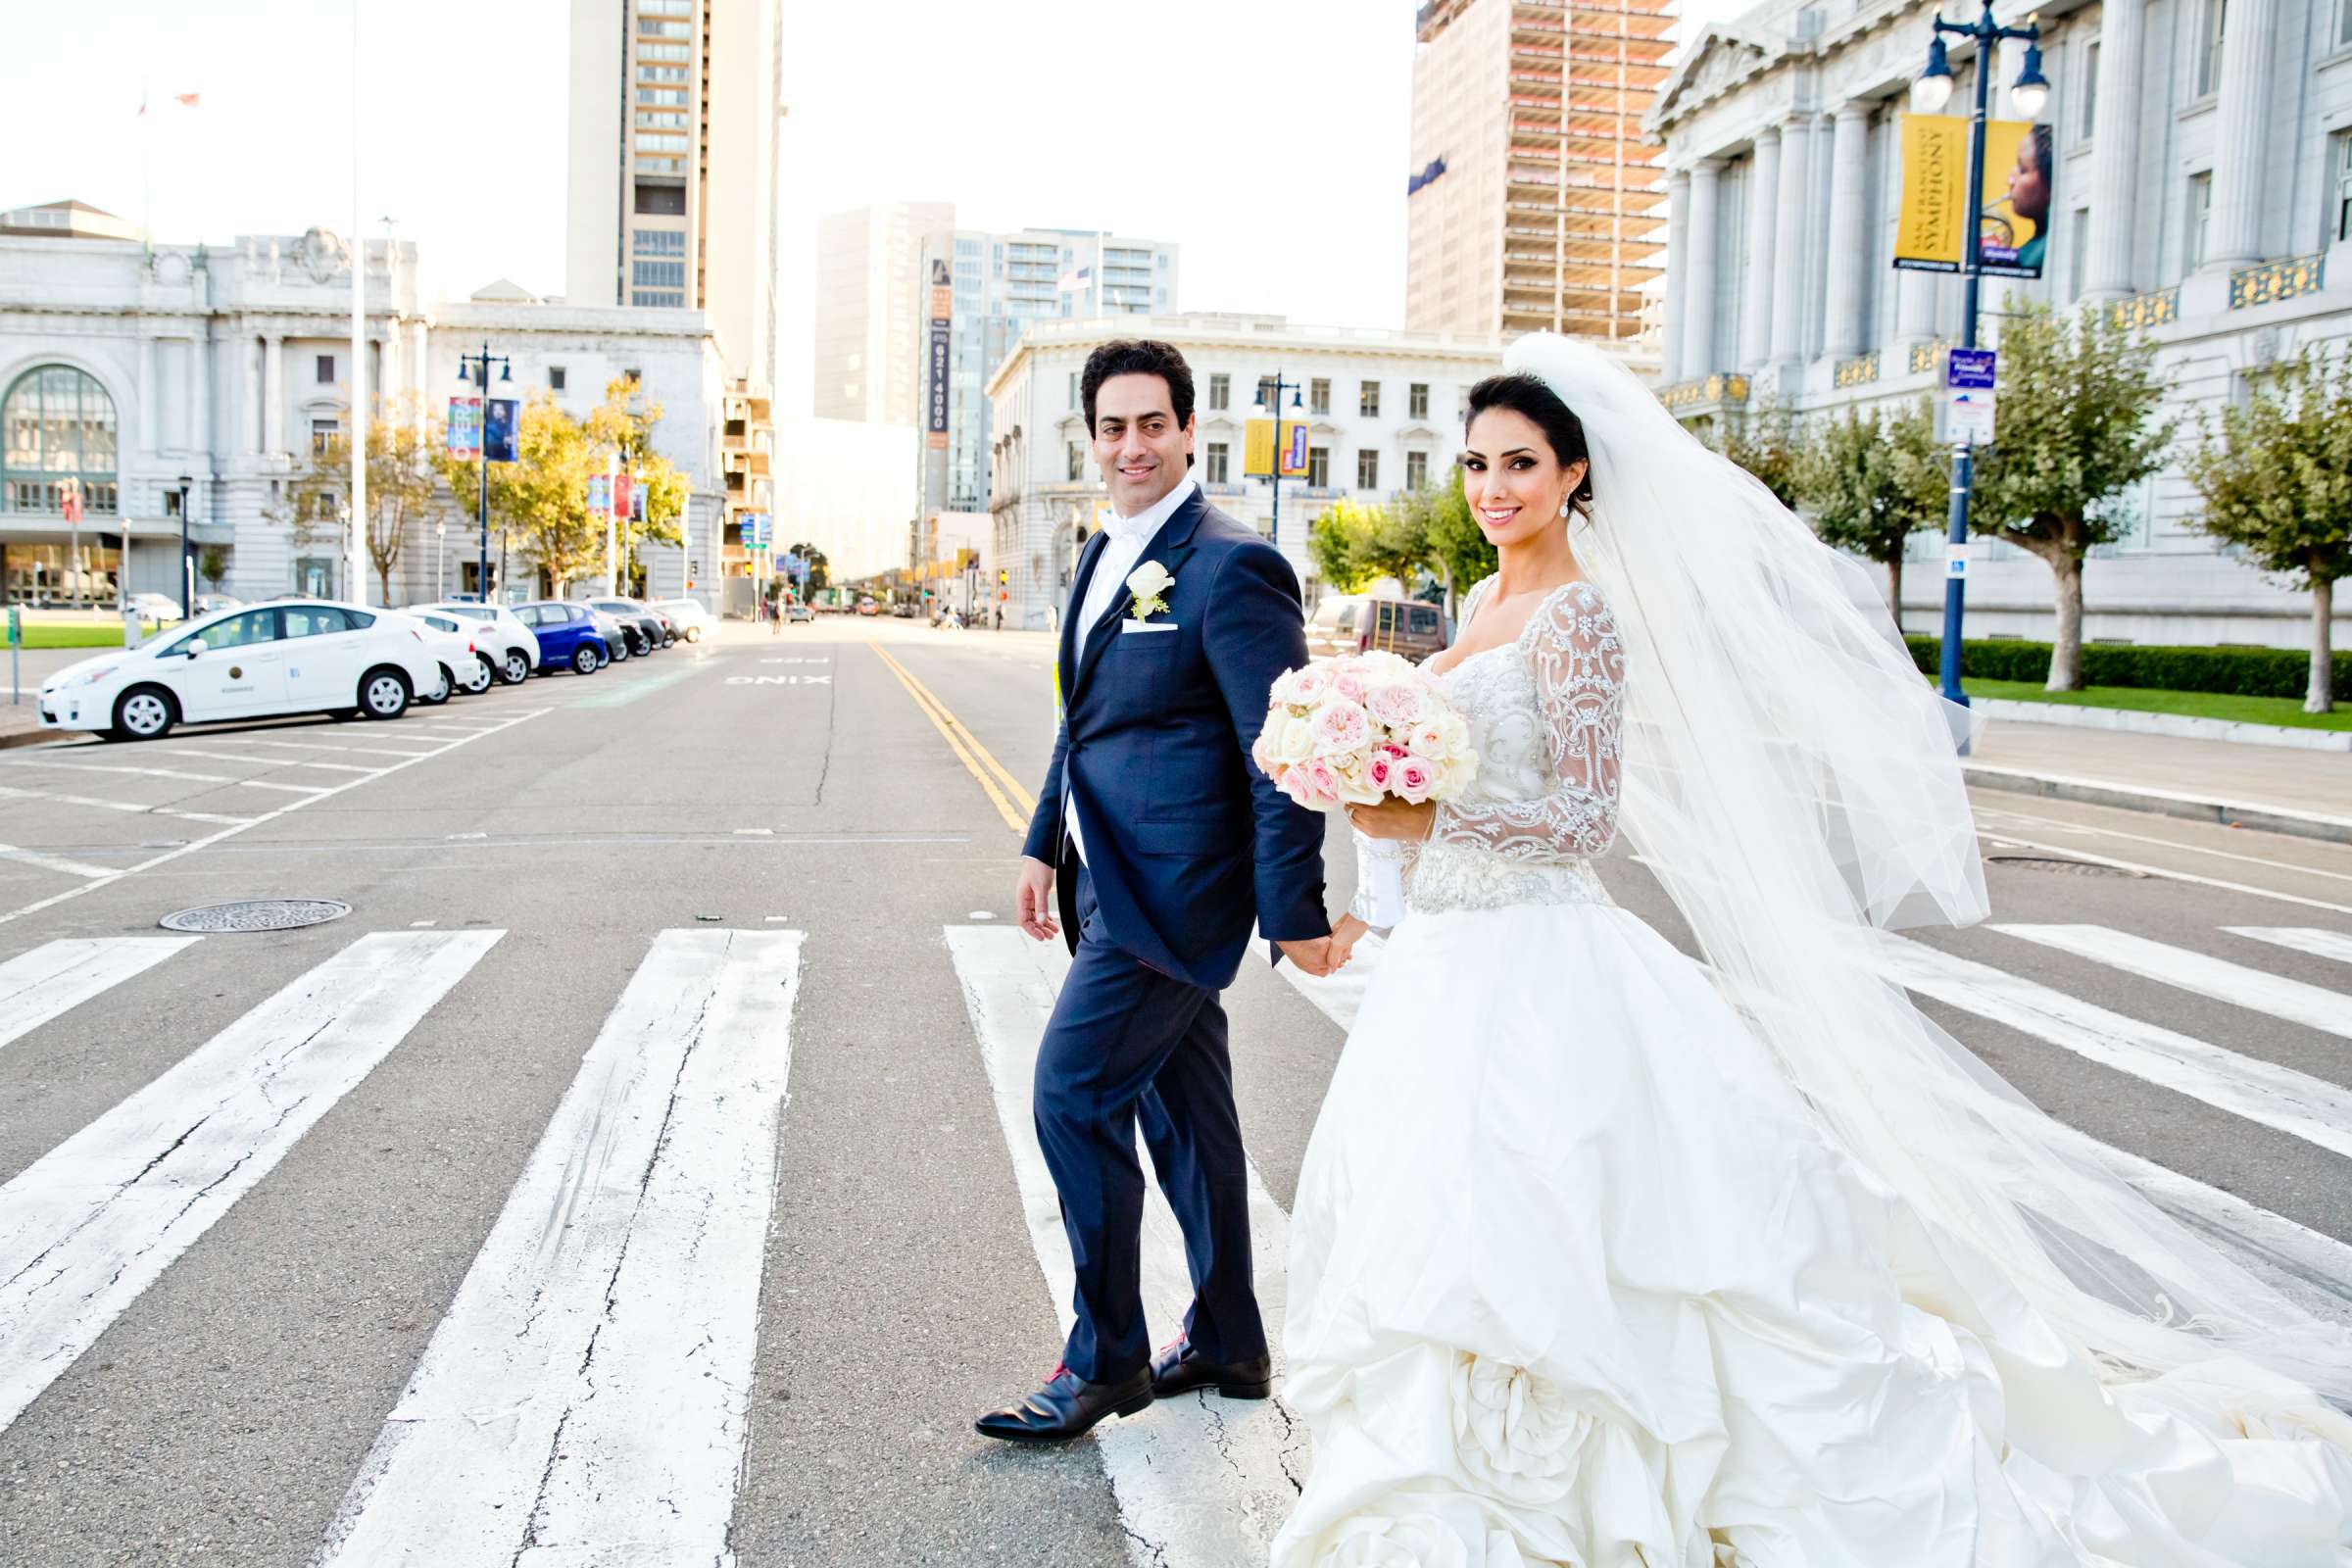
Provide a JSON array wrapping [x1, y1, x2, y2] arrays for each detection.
[[1558, 501, 1570, 517]]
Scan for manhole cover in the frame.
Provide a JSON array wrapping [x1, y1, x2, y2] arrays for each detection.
[[1985, 855, 2144, 878], [160, 899, 353, 933]]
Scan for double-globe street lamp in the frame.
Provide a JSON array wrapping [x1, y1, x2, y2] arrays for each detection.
[[1911, 2, 2050, 709], [457, 345, 513, 602], [1249, 373, 1306, 551]]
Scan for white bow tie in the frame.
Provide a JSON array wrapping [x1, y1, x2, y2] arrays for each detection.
[[1102, 514, 1152, 544]]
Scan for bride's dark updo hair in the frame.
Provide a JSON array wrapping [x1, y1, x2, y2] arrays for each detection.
[[1464, 372, 1594, 521]]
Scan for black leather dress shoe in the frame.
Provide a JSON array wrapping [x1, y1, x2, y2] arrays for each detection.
[[1150, 1336, 1273, 1400], [973, 1364, 1154, 1443]]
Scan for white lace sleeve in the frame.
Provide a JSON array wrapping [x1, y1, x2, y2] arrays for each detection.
[[1429, 581, 1623, 862], [1348, 831, 1407, 930]]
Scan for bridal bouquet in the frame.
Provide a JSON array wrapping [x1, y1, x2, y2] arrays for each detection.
[[1251, 651, 1477, 928]]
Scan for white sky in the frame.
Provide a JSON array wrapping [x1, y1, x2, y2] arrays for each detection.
[[4, 0, 1749, 420]]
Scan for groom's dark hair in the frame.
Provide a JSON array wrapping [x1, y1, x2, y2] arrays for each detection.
[[1081, 339, 1197, 468]]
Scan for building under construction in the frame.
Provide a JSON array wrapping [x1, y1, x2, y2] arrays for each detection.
[[1405, 0, 1673, 355]]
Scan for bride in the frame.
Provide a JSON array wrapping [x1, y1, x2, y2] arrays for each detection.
[[1270, 335, 2352, 1567]]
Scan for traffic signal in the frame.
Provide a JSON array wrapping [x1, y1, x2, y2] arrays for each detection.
[[998, 568, 1008, 586]]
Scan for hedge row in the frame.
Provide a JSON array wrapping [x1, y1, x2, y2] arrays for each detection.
[[1903, 635, 2352, 702]]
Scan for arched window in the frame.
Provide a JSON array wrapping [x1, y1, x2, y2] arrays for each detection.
[[2, 366, 118, 515]]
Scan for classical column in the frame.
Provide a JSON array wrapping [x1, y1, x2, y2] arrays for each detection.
[[2205, 0, 2277, 269], [137, 335, 158, 455], [1769, 115, 1814, 370], [1740, 127, 1782, 369], [1683, 158, 1724, 380], [1663, 170, 1691, 382], [190, 329, 212, 468], [263, 333, 284, 455], [2083, 0, 2146, 298], [1821, 101, 1874, 360]]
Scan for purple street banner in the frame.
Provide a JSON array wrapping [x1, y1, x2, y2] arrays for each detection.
[[483, 398, 520, 463], [447, 396, 482, 457]]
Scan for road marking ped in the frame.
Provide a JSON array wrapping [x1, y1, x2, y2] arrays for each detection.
[[872, 647, 1033, 834], [722, 674, 830, 685], [1962, 828, 2352, 918], [0, 843, 126, 881], [1973, 807, 2352, 889], [0, 784, 252, 826], [1881, 937, 2352, 1161], [1992, 923, 2352, 1042], [2227, 927, 2352, 967], [0, 929, 502, 1435], [318, 930, 803, 1568], [0, 936, 197, 1054], [947, 926, 1305, 1566], [0, 708, 551, 929]]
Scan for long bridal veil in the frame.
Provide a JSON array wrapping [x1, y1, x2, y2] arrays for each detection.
[[1507, 332, 2352, 1404]]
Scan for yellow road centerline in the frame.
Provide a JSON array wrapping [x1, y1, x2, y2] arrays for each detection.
[[870, 645, 1034, 834]]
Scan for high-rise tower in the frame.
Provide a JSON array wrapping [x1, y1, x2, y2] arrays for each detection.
[[1405, 0, 1671, 348]]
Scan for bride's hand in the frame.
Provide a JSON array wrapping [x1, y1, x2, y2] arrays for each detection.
[[1346, 798, 1437, 842], [1328, 912, 1370, 968]]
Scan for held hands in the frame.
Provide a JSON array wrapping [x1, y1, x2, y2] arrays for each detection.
[[1346, 798, 1438, 843], [1015, 857, 1059, 942], [1327, 911, 1371, 969], [1277, 936, 1340, 979]]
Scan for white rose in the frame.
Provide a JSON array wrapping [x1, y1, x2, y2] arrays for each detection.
[[1126, 561, 1174, 599], [1277, 715, 1318, 764], [1448, 1352, 1595, 1507], [1313, 1511, 1473, 1568]]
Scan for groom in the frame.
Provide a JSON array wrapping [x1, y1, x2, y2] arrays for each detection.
[[978, 339, 1334, 1443]]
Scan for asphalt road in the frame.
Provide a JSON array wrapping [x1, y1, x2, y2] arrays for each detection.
[[0, 614, 2343, 1567]]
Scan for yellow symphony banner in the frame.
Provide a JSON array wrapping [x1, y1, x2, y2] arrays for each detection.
[[1244, 418, 1310, 478], [1894, 116, 2053, 279]]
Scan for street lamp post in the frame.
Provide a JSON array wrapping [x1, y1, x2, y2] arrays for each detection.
[[175, 474, 193, 619], [1912, 3, 2049, 710], [1249, 372, 1306, 551], [457, 344, 512, 601]]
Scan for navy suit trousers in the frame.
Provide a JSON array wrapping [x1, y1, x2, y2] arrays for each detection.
[[1032, 858, 1268, 1384]]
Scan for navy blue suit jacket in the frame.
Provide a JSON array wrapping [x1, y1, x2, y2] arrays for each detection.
[[1022, 487, 1329, 992]]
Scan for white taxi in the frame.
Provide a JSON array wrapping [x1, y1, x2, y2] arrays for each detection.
[[38, 599, 442, 741]]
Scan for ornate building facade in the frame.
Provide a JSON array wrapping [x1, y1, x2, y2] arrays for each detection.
[[1652, 0, 2352, 648]]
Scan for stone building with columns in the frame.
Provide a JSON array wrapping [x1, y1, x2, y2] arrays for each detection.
[[1651, 0, 2352, 649], [0, 212, 738, 611]]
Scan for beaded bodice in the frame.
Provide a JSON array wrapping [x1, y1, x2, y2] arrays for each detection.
[[1397, 579, 1624, 917]]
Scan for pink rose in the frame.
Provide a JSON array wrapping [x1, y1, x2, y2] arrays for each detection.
[[1331, 670, 1367, 703], [1310, 700, 1371, 758], [1367, 683, 1425, 727], [1394, 755, 1438, 804], [1278, 765, 1315, 809], [1294, 757, 1345, 809], [1290, 664, 1329, 703], [1409, 720, 1447, 758], [1250, 729, 1276, 777], [1381, 742, 1407, 760], [1366, 754, 1396, 792]]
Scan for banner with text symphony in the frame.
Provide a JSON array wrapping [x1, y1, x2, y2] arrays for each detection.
[[1893, 116, 2053, 280]]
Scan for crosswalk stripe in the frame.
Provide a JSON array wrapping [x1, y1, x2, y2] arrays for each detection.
[[317, 929, 804, 1568], [1283, 932, 2352, 1326], [1883, 938, 2352, 1161], [0, 929, 501, 1435], [946, 927, 1305, 1567], [0, 936, 197, 1052], [1993, 923, 2352, 1041], [2226, 926, 2352, 968], [0, 843, 125, 881]]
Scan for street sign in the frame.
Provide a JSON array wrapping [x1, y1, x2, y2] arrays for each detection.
[[1944, 542, 1982, 580], [1945, 348, 1996, 390], [1941, 388, 1997, 446]]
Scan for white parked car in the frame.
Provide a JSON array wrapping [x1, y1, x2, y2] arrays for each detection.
[[127, 593, 182, 623], [420, 601, 542, 686], [402, 611, 493, 700], [650, 597, 713, 642], [38, 599, 441, 741]]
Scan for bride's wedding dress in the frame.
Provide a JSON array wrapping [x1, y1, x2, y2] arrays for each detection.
[[1272, 576, 2352, 1568]]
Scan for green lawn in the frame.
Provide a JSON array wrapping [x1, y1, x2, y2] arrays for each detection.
[[1963, 677, 2352, 732], [17, 622, 162, 650]]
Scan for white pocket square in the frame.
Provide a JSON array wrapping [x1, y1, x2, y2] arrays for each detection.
[[1120, 621, 1178, 634]]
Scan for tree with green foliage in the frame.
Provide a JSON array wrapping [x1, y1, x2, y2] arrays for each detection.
[[197, 546, 229, 592], [272, 392, 446, 602], [1420, 467, 1494, 615], [786, 541, 830, 592], [1793, 397, 1946, 614], [1307, 500, 1385, 593], [1969, 302, 2176, 691], [436, 391, 603, 595], [583, 375, 690, 585], [2184, 346, 2352, 713], [1708, 398, 1807, 511]]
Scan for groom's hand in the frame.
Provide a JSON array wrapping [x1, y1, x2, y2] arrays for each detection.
[[1016, 857, 1059, 942], [1277, 936, 1335, 978]]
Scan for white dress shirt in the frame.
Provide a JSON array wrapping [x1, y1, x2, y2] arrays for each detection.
[[1064, 476, 1197, 864]]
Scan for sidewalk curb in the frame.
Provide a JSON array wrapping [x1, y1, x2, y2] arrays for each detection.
[[1975, 697, 2352, 753], [1965, 764, 2352, 847]]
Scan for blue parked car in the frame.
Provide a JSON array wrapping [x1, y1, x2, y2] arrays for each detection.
[[513, 601, 615, 674]]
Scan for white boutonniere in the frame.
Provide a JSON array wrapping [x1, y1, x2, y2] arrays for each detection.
[[1125, 561, 1174, 622]]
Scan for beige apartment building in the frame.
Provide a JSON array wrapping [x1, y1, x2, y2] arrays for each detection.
[[1405, 0, 1674, 355], [811, 202, 956, 426], [565, 0, 782, 395]]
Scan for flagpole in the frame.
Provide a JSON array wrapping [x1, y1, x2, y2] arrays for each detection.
[[349, 0, 369, 607]]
